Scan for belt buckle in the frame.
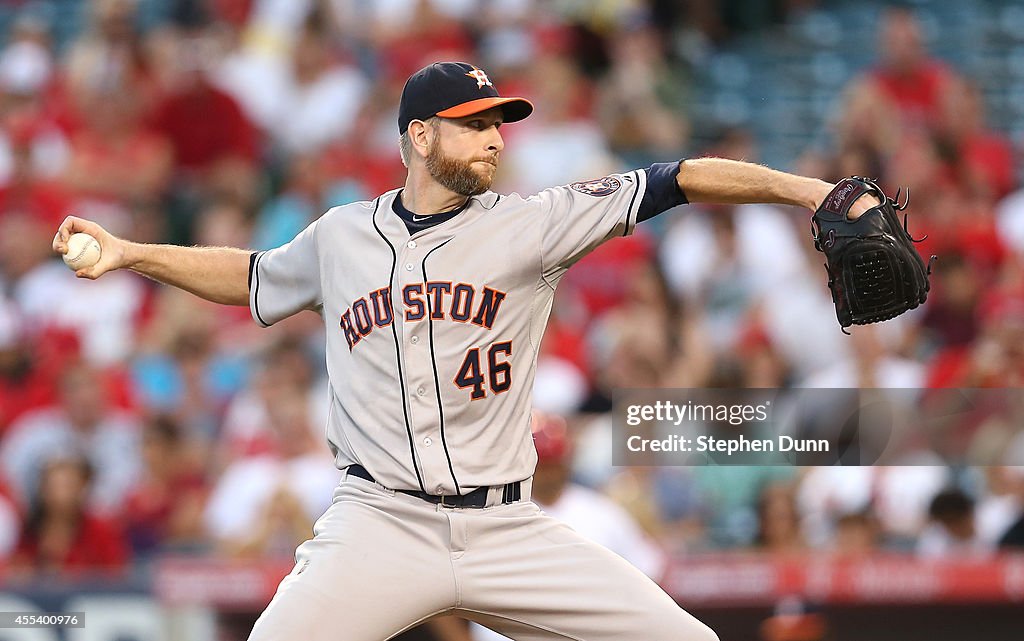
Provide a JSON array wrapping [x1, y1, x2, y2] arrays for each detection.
[[439, 494, 456, 507]]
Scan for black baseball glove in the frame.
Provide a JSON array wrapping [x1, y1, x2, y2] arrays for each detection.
[[810, 176, 936, 333]]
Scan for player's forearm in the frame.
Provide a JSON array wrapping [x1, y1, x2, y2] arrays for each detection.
[[677, 158, 831, 210], [123, 242, 251, 306]]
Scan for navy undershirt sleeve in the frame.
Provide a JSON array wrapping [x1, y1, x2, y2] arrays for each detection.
[[248, 251, 257, 291], [637, 161, 688, 223]]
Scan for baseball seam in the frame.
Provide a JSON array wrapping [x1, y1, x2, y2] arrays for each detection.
[[67, 241, 97, 266]]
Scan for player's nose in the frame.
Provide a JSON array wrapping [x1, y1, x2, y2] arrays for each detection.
[[486, 127, 504, 153]]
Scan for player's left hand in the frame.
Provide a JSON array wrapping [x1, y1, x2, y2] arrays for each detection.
[[810, 176, 934, 332], [809, 180, 881, 219]]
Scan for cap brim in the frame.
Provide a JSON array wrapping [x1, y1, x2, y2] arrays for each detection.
[[436, 97, 534, 123]]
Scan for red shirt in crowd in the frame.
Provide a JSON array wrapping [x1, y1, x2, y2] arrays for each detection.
[[559, 231, 655, 321], [871, 60, 953, 126], [151, 80, 258, 172], [961, 132, 1016, 199], [0, 369, 56, 435], [123, 471, 207, 553], [0, 181, 72, 229], [13, 514, 129, 573]]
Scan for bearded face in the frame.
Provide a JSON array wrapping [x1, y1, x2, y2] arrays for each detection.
[[424, 127, 498, 196]]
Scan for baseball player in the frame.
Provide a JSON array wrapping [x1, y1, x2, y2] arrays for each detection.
[[53, 62, 878, 641]]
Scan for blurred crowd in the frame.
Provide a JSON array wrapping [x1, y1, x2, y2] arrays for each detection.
[[0, 0, 1023, 578]]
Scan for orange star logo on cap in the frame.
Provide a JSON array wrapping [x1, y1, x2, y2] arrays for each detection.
[[466, 68, 493, 89]]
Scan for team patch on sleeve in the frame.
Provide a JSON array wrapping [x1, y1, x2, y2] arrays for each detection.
[[569, 176, 622, 197]]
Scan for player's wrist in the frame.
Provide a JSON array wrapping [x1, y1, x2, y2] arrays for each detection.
[[799, 178, 834, 212], [119, 240, 143, 270]]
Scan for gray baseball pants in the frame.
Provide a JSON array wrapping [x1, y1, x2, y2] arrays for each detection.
[[247, 471, 718, 641]]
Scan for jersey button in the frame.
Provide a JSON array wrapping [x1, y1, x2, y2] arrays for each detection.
[[407, 241, 417, 249], [405, 263, 414, 271], [423, 436, 432, 446], [435, 485, 444, 494], [416, 386, 426, 396], [410, 335, 419, 344]]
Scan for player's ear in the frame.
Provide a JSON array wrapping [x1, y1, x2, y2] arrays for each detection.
[[408, 119, 433, 160]]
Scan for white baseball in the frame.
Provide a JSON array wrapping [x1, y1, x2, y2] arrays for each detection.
[[63, 232, 102, 270]]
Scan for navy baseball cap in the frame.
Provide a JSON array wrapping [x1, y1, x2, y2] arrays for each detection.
[[398, 62, 533, 134]]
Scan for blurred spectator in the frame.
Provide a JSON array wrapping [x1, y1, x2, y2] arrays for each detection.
[[57, 1, 171, 226], [312, 97, 406, 197], [797, 467, 873, 548], [270, 19, 367, 154], [64, 0, 155, 111], [0, 301, 57, 432], [0, 115, 71, 230], [754, 482, 806, 555], [998, 469, 1024, 550], [731, 320, 793, 388], [976, 467, 1024, 546], [586, 255, 681, 402], [658, 129, 843, 377], [581, 255, 713, 400], [798, 466, 950, 548], [920, 253, 982, 348], [840, 7, 960, 140], [10, 455, 129, 575], [218, 335, 327, 463], [499, 53, 616, 194], [686, 466, 795, 548], [149, 24, 260, 218], [530, 412, 665, 578], [151, 26, 258, 173], [997, 187, 1024, 258], [2, 212, 147, 366], [123, 415, 208, 557], [1, 363, 141, 515], [134, 314, 242, 441], [916, 488, 989, 558], [597, 25, 688, 165], [929, 288, 1024, 388], [218, 10, 367, 156], [348, 0, 475, 82], [874, 467, 951, 544], [132, 264, 250, 441], [936, 81, 1016, 201], [831, 510, 881, 557], [0, 483, 18, 561], [531, 308, 590, 414], [204, 385, 339, 557], [556, 229, 656, 340], [252, 151, 365, 250], [61, 84, 172, 217], [0, 211, 55, 288], [0, 17, 70, 221], [0, 13, 54, 100], [800, 325, 923, 389]]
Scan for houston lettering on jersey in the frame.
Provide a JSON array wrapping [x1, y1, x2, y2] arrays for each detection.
[[340, 283, 507, 350]]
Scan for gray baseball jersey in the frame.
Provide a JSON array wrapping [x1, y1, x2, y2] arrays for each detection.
[[248, 163, 685, 496]]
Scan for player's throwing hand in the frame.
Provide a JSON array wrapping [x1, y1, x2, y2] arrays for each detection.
[[52, 216, 127, 280]]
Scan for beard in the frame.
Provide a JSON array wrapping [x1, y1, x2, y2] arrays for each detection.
[[425, 140, 496, 197]]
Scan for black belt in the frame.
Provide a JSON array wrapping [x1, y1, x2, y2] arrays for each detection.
[[346, 464, 522, 508]]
